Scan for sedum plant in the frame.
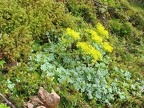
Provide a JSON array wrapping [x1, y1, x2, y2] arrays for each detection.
[[61, 23, 113, 64], [29, 48, 143, 106], [27, 23, 143, 106]]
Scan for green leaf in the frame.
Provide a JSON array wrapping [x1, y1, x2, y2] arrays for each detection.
[[0, 60, 5, 68]]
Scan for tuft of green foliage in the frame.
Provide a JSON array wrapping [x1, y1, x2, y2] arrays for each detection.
[[16, 0, 87, 40], [0, 1, 32, 65], [0, 103, 10, 108], [66, 0, 97, 25]]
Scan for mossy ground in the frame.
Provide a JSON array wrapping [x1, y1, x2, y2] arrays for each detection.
[[0, 0, 144, 107]]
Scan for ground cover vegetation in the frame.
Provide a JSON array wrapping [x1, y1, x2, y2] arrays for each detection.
[[0, 0, 144, 108]]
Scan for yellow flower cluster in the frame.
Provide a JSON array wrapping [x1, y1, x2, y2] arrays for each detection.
[[61, 27, 113, 64], [103, 42, 113, 53], [87, 29, 103, 44], [65, 28, 80, 40], [85, 28, 113, 53], [96, 23, 109, 39], [77, 42, 102, 63]]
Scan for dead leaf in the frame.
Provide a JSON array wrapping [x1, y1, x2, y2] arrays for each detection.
[[27, 87, 60, 108], [27, 103, 34, 108], [31, 96, 43, 105], [51, 89, 60, 106], [38, 87, 60, 108]]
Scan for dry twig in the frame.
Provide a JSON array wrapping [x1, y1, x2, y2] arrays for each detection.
[[0, 93, 16, 108]]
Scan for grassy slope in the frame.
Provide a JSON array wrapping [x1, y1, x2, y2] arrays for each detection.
[[0, 0, 144, 108], [95, 0, 144, 76]]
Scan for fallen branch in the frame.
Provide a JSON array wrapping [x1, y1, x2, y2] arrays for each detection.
[[0, 93, 16, 108]]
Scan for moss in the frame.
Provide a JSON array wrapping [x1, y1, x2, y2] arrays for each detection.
[[0, 0, 144, 108]]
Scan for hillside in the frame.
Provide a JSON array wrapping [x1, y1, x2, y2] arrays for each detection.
[[0, 0, 144, 108]]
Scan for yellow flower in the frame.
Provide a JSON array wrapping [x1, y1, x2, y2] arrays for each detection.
[[103, 42, 113, 53], [88, 29, 103, 44], [77, 42, 102, 63], [96, 23, 109, 39], [66, 28, 80, 40]]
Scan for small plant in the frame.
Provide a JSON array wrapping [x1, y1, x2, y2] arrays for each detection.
[[0, 103, 10, 108], [62, 23, 113, 64]]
